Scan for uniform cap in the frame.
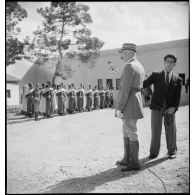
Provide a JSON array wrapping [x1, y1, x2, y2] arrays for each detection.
[[122, 43, 136, 52]]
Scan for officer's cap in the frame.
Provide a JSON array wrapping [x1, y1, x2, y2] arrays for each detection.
[[122, 43, 136, 52]]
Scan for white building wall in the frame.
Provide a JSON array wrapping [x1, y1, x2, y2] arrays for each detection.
[[6, 83, 20, 106], [20, 39, 189, 106], [65, 39, 189, 106]]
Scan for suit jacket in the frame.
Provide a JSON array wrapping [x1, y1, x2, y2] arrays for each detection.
[[143, 70, 182, 111], [117, 58, 145, 119]]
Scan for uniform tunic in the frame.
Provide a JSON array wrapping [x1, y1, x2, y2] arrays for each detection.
[[86, 89, 93, 110], [117, 58, 145, 119], [105, 89, 110, 108], [99, 90, 105, 109], [56, 88, 66, 115], [25, 88, 34, 116], [43, 88, 55, 116], [93, 89, 99, 109], [117, 57, 145, 141], [33, 89, 40, 113], [67, 89, 76, 114], [77, 89, 84, 111]]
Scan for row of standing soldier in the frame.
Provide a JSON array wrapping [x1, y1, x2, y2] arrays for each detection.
[[22, 81, 114, 121]]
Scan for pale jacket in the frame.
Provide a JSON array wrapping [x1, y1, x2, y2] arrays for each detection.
[[117, 57, 145, 119]]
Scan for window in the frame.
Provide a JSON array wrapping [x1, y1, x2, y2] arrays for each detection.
[[116, 79, 120, 90], [6, 90, 11, 98], [97, 79, 103, 90], [106, 79, 113, 89], [178, 73, 185, 85]]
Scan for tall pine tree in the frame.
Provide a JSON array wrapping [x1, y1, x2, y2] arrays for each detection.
[[24, 2, 104, 84]]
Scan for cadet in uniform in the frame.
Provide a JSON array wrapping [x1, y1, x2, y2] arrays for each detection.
[[116, 43, 145, 172], [67, 84, 75, 114], [93, 86, 99, 109], [43, 82, 55, 118], [26, 83, 34, 117], [99, 85, 105, 109], [39, 83, 46, 116], [105, 85, 110, 108], [77, 84, 84, 112], [56, 83, 66, 116], [85, 85, 93, 111], [33, 83, 41, 121]]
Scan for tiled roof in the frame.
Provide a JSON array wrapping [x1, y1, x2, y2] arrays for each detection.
[[6, 74, 20, 82]]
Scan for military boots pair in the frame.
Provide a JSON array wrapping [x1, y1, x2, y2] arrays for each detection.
[[116, 137, 140, 171]]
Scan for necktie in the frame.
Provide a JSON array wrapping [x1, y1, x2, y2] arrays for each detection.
[[165, 72, 170, 88]]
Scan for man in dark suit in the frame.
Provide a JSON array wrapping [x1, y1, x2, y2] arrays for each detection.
[[143, 54, 182, 159]]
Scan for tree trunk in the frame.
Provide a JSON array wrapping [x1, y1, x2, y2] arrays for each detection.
[[52, 46, 62, 85], [52, 20, 65, 86]]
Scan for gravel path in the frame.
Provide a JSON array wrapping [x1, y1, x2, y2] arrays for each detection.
[[7, 106, 189, 193]]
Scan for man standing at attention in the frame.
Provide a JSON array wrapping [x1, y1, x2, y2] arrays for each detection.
[[143, 54, 182, 159], [116, 43, 145, 171]]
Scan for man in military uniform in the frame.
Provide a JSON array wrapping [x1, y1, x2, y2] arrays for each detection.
[[56, 82, 66, 116], [85, 85, 93, 111], [77, 83, 84, 112], [42, 82, 55, 118], [93, 85, 99, 110], [116, 43, 145, 172], [33, 83, 41, 121], [25, 83, 34, 118], [99, 85, 105, 109], [105, 85, 110, 108]]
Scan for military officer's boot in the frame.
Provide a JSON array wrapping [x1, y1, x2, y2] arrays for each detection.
[[121, 140, 140, 171], [116, 137, 130, 166]]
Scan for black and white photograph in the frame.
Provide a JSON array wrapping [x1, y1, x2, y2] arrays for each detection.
[[5, 1, 189, 194]]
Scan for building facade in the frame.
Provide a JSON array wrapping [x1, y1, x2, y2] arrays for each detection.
[[20, 39, 189, 106], [6, 74, 20, 106]]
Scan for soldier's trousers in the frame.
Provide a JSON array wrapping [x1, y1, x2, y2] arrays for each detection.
[[122, 118, 138, 141], [150, 109, 177, 156]]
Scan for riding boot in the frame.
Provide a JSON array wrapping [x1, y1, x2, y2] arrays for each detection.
[[121, 140, 140, 171], [116, 137, 130, 166]]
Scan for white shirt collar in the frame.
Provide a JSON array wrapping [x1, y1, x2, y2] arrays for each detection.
[[127, 57, 136, 63]]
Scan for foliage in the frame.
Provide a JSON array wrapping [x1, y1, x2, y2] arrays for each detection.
[[6, 2, 27, 66], [24, 2, 104, 83]]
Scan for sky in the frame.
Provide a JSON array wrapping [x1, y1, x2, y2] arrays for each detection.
[[7, 1, 189, 79], [17, 1, 189, 50]]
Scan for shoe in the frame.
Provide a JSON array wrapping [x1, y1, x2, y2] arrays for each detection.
[[121, 164, 140, 172], [168, 151, 177, 159], [149, 154, 158, 159], [116, 159, 129, 166]]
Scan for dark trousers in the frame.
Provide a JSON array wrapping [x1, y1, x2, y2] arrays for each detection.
[[150, 109, 177, 156]]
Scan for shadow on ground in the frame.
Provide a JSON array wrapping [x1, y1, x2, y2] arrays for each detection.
[[43, 156, 169, 193]]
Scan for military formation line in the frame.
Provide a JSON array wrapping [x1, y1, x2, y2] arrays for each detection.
[[21, 81, 114, 121]]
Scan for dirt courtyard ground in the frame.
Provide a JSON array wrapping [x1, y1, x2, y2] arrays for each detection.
[[7, 106, 189, 193]]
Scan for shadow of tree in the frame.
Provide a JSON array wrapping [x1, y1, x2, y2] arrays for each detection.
[[43, 156, 169, 193]]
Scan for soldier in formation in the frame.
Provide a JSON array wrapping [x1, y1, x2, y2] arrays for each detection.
[[21, 82, 115, 120]]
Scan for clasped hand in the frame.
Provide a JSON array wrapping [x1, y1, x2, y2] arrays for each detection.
[[165, 107, 176, 114], [115, 109, 124, 118]]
